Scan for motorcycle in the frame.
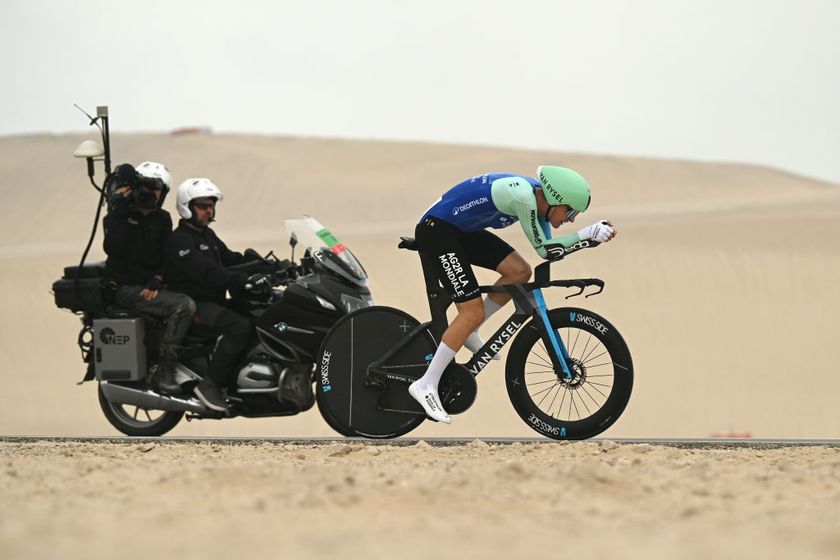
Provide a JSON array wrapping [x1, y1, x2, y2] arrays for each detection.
[[55, 107, 373, 435], [54, 211, 373, 436]]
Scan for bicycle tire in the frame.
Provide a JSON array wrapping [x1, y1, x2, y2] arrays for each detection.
[[315, 306, 435, 438], [505, 307, 633, 440]]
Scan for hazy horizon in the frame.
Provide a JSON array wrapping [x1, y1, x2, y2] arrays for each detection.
[[2, 0, 838, 183]]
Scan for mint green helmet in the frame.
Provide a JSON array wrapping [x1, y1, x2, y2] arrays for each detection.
[[537, 166, 591, 212]]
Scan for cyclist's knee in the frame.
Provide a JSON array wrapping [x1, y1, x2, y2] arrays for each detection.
[[499, 253, 531, 283], [510, 261, 531, 283]]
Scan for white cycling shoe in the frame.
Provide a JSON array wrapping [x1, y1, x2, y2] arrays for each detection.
[[409, 381, 452, 424], [464, 331, 501, 360]]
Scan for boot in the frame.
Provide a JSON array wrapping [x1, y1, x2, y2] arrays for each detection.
[[151, 345, 181, 395], [194, 378, 229, 413]]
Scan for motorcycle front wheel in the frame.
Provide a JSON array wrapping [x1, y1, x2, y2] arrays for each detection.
[[97, 383, 184, 437]]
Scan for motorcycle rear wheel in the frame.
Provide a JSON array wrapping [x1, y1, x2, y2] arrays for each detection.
[[97, 383, 184, 437]]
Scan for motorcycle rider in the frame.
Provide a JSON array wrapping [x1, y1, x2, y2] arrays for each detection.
[[409, 166, 618, 423], [164, 178, 270, 413], [102, 161, 197, 394]]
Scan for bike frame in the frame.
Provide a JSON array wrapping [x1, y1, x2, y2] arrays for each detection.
[[369, 244, 604, 382]]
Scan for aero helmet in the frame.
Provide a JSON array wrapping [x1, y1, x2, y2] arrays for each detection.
[[536, 165, 591, 212], [135, 161, 172, 207], [176, 178, 224, 220]]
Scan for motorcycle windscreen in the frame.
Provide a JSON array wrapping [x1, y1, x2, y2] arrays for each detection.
[[284, 216, 368, 285]]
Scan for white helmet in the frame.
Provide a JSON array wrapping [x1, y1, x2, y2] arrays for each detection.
[[176, 178, 224, 219], [136, 161, 172, 188]]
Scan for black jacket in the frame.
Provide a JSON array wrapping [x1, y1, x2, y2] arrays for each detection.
[[164, 220, 249, 303], [103, 202, 172, 286]]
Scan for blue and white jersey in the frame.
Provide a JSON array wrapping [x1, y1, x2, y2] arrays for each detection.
[[420, 173, 541, 232]]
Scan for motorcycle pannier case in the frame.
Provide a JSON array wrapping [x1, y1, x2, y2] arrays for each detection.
[[93, 318, 147, 381], [53, 277, 107, 312], [53, 261, 109, 312]]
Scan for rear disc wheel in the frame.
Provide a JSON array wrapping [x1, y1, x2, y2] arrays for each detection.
[[315, 306, 436, 438]]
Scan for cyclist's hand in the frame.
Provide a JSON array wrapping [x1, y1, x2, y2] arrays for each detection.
[[578, 220, 616, 243]]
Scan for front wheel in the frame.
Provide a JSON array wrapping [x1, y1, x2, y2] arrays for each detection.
[[506, 307, 633, 440], [97, 383, 184, 437]]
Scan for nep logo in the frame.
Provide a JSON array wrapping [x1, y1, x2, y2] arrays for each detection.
[[99, 327, 130, 345]]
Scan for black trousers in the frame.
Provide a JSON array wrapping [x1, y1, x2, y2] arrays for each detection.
[[114, 286, 196, 349], [194, 301, 253, 386]]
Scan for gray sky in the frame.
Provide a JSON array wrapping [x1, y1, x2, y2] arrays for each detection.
[[2, 0, 838, 183]]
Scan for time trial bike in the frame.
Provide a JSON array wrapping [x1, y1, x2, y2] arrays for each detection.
[[315, 237, 633, 440]]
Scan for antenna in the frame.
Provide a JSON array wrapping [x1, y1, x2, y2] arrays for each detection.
[[97, 106, 111, 175]]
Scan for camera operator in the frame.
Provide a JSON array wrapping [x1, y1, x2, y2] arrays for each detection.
[[102, 162, 196, 395]]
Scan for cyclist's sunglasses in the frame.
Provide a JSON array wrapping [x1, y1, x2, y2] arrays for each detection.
[[549, 206, 579, 221]]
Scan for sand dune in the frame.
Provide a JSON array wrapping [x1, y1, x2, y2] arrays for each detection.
[[0, 133, 838, 439]]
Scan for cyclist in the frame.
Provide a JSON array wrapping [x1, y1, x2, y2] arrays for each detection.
[[409, 166, 617, 423]]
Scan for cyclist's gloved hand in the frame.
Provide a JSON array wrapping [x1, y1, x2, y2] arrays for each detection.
[[245, 273, 272, 294], [146, 276, 163, 292], [577, 220, 615, 243]]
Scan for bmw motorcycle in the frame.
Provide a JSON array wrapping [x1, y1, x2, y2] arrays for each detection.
[[53, 216, 374, 436]]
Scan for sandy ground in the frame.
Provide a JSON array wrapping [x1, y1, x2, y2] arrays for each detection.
[[2, 440, 840, 560]]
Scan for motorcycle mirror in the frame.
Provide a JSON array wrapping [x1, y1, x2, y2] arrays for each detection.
[[289, 232, 298, 261]]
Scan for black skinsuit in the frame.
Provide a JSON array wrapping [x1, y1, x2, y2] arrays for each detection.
[[165, 220, 252, 386]]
